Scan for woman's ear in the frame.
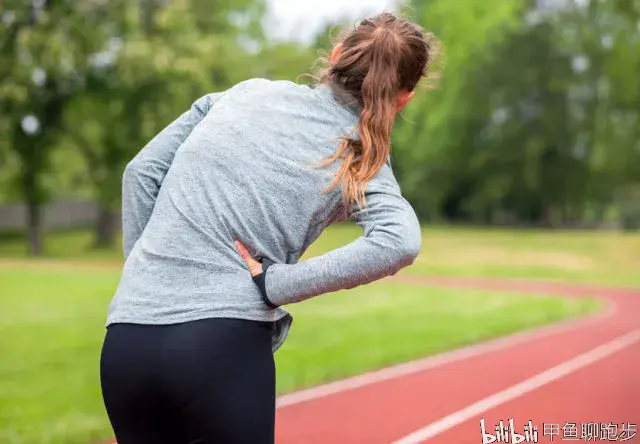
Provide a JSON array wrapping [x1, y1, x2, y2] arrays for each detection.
[[397, 90, 415, 111], [330, 43, 344, 65]]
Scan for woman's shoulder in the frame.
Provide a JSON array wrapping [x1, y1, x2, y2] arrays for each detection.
[[225, 78, 317, 99]]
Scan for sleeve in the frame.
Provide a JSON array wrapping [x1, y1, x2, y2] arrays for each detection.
[[121, 91, 225, 258], [254, 163, 422, 307]]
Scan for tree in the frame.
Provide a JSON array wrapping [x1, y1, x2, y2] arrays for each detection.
[[2, 0, 270, 250], [0, 0, 128, 254], [77, 0, 269, 248], [393, 0, 525, 221], [392, 0, 640, 228]]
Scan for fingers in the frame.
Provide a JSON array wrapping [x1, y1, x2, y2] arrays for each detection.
[[233, 240, 252, 261], [233, 240, 263, 277]]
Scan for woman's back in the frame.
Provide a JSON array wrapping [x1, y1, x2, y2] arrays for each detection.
[[107, 13, 430, 348], [107, 77, 420, 350]]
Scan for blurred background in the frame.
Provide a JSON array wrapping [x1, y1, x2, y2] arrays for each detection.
[[1, 0, 639, 443]]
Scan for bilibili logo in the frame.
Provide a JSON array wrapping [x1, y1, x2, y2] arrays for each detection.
[[480, 418, 539, 443]]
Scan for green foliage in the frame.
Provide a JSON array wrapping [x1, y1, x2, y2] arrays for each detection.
[[1, 0, 132, 253], [1, 0, 319, 250], [394, 0, 525, 221], [392, 0, 640, 228], [2, 0, 640, 255]]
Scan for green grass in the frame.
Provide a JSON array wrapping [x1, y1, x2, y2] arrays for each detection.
[[303, 224, 640, 287], [278, 282, 599, 392], [0, 228, 123, 262], [0, 263, 598, 444], [1, 224, 638, 286]]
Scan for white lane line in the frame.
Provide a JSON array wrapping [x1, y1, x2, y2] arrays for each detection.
[[391, 329, 640, 444], [276, 298, 615, 408]]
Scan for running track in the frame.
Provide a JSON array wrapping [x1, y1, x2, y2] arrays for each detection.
[[274, 276, 639, 443], [100, 276, 639, 443]]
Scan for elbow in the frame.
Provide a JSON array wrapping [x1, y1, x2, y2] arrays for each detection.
[[398, 230, 422, 265], [400, 214, 423, 261], [386, 222, 422, 272]]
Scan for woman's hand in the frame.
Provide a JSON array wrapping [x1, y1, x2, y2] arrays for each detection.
[[234, 240, 263, 277]]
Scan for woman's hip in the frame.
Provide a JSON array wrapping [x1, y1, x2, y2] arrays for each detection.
[[100, 317, 276, 443]]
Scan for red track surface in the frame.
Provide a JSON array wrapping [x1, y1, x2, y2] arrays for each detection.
[[97, 276, 639, 443], [274, 276, 640, 443]]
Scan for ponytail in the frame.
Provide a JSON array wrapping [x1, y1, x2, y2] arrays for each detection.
[[320, 29, 402, 210], [315, 13, 429, 210]]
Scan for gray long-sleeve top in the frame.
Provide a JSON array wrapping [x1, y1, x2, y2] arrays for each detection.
[[107, 78, 422, 351]]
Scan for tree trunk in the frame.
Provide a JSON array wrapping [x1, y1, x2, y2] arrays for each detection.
[[21, 152, 44, 256], [94, 204, 119, 248], [26, 198, 43, 256], [540, 204, 554, 228]]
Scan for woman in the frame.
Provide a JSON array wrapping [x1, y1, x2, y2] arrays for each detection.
[[100, 12, 434, 444]]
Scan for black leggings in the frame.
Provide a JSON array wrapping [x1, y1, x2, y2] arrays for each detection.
[[100, 318, 276, 444]]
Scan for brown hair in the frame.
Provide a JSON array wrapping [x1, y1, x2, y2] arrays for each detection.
[[314, 12, 434, 210]]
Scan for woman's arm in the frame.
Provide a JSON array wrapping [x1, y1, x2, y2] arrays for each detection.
[[252, 163, 422, 307], [121, 91, 225, 258]]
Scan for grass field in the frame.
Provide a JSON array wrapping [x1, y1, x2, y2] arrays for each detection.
[[1, 224, 636, 443], [1, 223, 638, 286], [305, 224, 640, 287]]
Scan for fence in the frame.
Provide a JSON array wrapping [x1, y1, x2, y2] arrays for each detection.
[[0, 200, 112, 232]]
